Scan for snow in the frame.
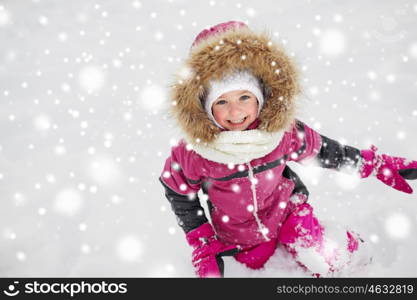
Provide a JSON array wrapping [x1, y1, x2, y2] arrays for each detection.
[[116, 235, 143, 262], [297, 161, 323, 186], [0, 0, 416, 278], [81, 244, 91, 254], [319, 29, 346, 56], [34, 114, 51, 131], [53, 188, 84, 217], [78, 66, 106, 93], [384, 212, 411, 240], [139, 84, 166, 112], [335, 170, 360, 190], [87, 156, 123, 187], [222, 215, 230, 223], [16, 251, 27, 262], [409, 42, 417, 59], [0, 6, 11, 27]]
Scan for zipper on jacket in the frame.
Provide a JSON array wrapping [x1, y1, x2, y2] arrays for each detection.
[[246, 162, 270, 242]]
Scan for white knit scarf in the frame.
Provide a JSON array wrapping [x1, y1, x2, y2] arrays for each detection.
[[186, 129, 286, 164]]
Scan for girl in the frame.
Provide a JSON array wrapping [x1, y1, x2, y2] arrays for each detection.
[[159, 21, 417, 277]]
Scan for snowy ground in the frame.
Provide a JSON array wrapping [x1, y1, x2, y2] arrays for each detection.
[[0, 0, 416, 277]]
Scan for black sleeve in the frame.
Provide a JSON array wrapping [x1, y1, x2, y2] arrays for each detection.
[[159, 178, 208, 233], [282, 165, 309, 198], [316, 135, 362, 170]]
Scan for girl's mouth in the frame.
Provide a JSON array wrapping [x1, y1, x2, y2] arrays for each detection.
[[228, 117, 247, 125]]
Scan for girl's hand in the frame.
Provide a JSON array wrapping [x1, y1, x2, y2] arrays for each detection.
[[360, 145, 417, 194], [186, 223, 238, 277]]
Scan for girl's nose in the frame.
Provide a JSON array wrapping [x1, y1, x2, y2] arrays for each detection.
[[229, 103, 244, 117]]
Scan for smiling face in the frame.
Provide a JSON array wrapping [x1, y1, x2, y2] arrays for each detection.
[[211, 90, 259, 131]]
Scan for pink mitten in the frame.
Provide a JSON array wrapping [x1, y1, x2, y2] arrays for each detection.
[[360, 145, 417, 194], [186, 223, 238, 278]]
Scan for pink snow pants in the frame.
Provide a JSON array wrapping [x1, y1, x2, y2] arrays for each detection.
[[234, 203, 362, 276]]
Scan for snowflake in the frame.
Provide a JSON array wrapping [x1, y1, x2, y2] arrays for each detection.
[[116, 235, 143, 262], [54, 188, 83, 216], [78, 66, 106, 93], [319, 29, 346, 57], [385, 213, 411, 240]]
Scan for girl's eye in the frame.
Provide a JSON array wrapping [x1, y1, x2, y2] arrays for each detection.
[[240, 95, 251, 100], [215, 100, 227, 105]]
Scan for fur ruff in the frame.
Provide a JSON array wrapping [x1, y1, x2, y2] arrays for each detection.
[[170, 26, 300, 143]]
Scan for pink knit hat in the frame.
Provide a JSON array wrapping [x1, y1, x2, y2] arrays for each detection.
[[191, 21, 248, 48]]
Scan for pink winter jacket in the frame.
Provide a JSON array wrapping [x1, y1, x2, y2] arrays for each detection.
[[161, 23, 365, 249], [160, 121, 323, 248]]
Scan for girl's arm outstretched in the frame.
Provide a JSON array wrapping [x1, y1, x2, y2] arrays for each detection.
[[289, 120, 417, 194]]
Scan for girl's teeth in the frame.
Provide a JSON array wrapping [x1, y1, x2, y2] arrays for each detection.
[[230, 117, 246, 124]]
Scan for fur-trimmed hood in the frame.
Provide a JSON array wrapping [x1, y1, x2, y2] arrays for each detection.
[[170, 25, 300, 144]]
